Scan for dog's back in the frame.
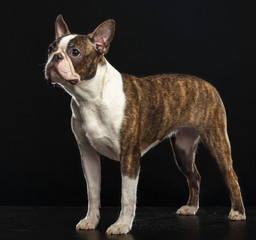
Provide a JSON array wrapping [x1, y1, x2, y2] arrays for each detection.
[[121, 73, 225, 149]]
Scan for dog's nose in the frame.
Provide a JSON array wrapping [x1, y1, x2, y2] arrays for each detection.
[[52, 53, 63, 62]]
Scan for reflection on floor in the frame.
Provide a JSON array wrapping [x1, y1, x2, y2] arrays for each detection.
[[0, 207, 255, 240]]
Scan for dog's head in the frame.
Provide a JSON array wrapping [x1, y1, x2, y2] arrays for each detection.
[[45, 15, 115, 86]]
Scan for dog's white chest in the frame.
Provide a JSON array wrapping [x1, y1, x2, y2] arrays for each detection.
[[79, 101, 121, 160]]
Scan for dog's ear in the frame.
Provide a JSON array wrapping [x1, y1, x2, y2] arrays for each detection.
[[89, 19, 115, 55], [55, 14, 70, 40]]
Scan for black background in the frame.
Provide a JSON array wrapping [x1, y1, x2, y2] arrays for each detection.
[[0, 0, 255, 208]]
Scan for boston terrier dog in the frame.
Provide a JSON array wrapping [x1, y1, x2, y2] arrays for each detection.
[[45, 15, 246, 234]]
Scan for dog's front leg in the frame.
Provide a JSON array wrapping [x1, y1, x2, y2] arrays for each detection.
[[106, 173, 139, 234], [76, 144, 101, 230], [72, 117, 101, 230], [106, 151, 140, 235]]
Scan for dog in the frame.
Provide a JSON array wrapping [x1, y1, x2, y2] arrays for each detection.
[[45, 15, 246, 234]]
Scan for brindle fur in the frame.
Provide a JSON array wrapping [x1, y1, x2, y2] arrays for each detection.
[[120, 73, 245, 216], [68, 35, 104, 80]]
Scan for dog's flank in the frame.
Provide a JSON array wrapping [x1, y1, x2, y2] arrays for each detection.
[[120, 73, 222, 178], [45, 15, 246, 235]]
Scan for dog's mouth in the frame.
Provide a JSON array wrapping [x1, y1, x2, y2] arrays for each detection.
[[46, 63, 79, 86], [66, 79, 79, 85]]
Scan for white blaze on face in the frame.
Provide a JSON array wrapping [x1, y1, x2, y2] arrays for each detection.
[[58, 34, 77, 50], [48, 34, 81, 82]]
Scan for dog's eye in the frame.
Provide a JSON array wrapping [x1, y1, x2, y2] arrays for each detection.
[[70, 49, 80, 57], [48, 46, 53, 55]]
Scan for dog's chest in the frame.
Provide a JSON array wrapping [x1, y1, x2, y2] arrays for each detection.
[[78, 95, 125, 161]]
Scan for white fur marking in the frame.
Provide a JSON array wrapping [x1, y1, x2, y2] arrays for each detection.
[[106, 175, 139, 234], [45, 35, 80, 84], [72, 117, 101, 230], [46, 35, 77, 65], [59, 34, 77, 51], [71, 59, 126, 161]]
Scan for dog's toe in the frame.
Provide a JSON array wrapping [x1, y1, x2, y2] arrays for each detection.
[[228, 210, 246, 221], [176, 205, 198, 216], [76, 217, 99, 230], [106, 223, 131, 235]]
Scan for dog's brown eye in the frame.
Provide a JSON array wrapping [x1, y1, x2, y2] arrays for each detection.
[[70, 49, 80, 57]]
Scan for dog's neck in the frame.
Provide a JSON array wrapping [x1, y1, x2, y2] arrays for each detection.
[[63, 58, 121, 104], [62, 58, 124, 108]]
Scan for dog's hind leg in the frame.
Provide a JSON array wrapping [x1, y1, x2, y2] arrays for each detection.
[[170, 127, 201, 216], [200, 125, 246, 220]]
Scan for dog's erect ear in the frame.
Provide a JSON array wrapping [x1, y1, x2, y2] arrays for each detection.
[[55, 14, 70, 40], [89, 19, 115, 55]]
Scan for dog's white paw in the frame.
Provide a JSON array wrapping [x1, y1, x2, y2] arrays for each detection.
[[176, 205, 198, 216], [76, 217, 99, 230], [106, 223, 131, 235], [228, 209, 246, 221]]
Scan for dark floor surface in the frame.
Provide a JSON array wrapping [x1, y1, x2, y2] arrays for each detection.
[[0, 206, 255, 240]]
